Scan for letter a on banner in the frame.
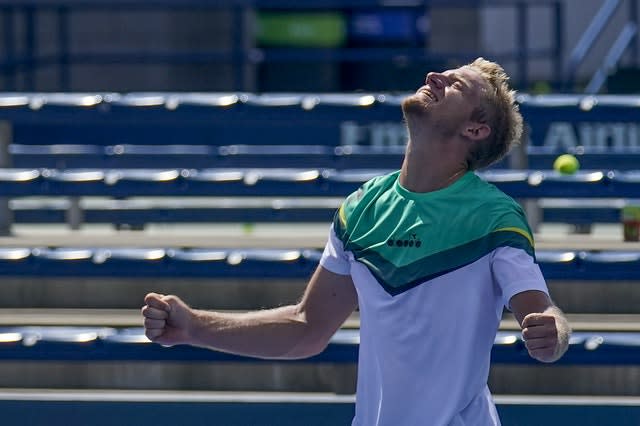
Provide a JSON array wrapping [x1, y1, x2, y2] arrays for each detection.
[[543, 122, 578, 150]]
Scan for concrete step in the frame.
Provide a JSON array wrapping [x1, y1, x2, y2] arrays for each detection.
[[0, 223, 635, 250], [0, 276, 638, 314], [0, 359, 636, 396]]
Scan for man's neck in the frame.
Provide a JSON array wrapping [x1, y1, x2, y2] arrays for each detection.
[[399, 138, 469, 193]]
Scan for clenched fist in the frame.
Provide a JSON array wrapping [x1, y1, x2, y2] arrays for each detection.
[[141, 293, 194, 346], [521, 312, 563, 363]]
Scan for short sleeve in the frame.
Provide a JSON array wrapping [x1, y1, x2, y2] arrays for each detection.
[[319, 225, 351, 276], [491, 246, 549, 309]]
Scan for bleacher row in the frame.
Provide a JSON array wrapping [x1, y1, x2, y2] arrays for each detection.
[[0, 245, 639, 364], [6, 144, 640, 171], [0, 327, 638, 366], [2, 197, 627, 226], [1, 92, 640, 154], [0, 168, 636, 227], [8, 144, 640, 171], [0, 247, 636, 280], [0, 168, 637, 197]]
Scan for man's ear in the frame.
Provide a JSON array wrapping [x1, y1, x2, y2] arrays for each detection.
[[463, 122, 491, 141]]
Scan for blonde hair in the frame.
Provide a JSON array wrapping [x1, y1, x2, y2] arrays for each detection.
[[465, 57, 524, 170]]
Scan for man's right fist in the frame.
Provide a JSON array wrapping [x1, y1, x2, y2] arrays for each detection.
[[141, 293, 194, 346]]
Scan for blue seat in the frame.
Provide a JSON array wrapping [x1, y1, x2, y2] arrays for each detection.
[[167, 248, 317, 278], [0, 326, 115, 361], [609, 171, 640, 198], [578, 251, 640, 280], [0, 247, 32, 275], [560, 331, 640, 366], [183, 168, 328, 197], [226, 249, 318, 278], [28, 247, 168, 277], [24, 168, 183, 197], [103, 144, 216, 168], [0, 168, 41, 196], [217, 145, 336, 168], [165, 248, 231, 277], [333, 145, 405, 169], [90, 248, 167, 278], [30, 247, 96, 276], [531, 171, 612, 198], [323, 169, 391, 195], [494, 330, 640, 365], [540, 199, 623, 224], [10, 144, 103, 155], [535, 251, 579, 280]]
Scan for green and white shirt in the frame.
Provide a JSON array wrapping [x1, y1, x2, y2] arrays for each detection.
[[320, 170, 549, 426]]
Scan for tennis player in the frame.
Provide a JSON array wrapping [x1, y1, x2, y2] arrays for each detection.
[[142, 57, 571, 426]]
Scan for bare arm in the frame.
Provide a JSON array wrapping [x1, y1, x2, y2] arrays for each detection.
[[509, 290, 571, 363], [142, 266, 358, 359]]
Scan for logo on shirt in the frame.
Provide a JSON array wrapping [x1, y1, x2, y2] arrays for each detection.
[[387, 234, 422, 248]]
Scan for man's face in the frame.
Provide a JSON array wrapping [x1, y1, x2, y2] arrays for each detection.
[[402, 65, 488, 138]]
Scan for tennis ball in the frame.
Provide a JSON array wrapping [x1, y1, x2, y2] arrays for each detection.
[[553, 154, 580, 175]]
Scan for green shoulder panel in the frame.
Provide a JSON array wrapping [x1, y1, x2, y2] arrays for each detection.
[[332, 171, 399, 244]]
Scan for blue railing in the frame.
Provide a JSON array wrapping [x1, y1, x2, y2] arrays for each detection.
[[564, 0, 640, 93]]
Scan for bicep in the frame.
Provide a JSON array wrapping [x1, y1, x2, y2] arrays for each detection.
[[509, 290, 553, 326], [298, 265, 358, 343], [492, 246, 549, 310]]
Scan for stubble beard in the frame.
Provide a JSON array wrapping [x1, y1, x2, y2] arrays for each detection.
[[401, 93, 431, 119], [401, 94, 460, 141]]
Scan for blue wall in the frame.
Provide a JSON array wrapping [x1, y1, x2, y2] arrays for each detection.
[[2, 398, 640, 426]]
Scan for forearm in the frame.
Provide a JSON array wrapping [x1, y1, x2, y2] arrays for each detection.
[[143, 267, 357, 359], [188, 304, 321, 359]]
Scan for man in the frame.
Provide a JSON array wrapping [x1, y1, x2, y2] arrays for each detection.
[[142, 57, 571, 425]]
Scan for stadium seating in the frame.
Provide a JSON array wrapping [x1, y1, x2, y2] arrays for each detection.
[[1, 92, 639, 385], [2, 93, 640, 230], [0, 168, 636, 228], [0, 247, 635, 280], [2, 93, 640, 170]]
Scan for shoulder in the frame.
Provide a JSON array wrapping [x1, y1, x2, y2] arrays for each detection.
[[333, 170, 399, 238], [469, 173, 536, 253], [470, 173, 528, 222], [340, 171, 398, 219]]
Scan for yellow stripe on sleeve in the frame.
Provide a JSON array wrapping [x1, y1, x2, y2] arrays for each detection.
[[338, 204, 347, 227], [494, 227, 534, 248]]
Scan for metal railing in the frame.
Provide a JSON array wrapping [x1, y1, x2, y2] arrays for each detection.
[[564, 0, 640, 93]]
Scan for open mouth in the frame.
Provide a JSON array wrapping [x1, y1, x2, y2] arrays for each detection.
[[419, 87, 437, 102]]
